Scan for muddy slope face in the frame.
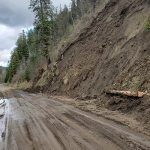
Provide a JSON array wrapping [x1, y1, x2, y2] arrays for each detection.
[[45, 0, 150, 98]]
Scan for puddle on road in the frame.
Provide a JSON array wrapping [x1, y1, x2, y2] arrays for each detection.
[[0, 99, 9, 148]]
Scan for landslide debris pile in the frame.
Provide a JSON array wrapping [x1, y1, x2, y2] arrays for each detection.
[[40, 0, 150, 132], [42, 0, 150, 99]]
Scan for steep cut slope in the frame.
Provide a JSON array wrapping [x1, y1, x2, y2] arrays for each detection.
[[44, 0, 150, 99]]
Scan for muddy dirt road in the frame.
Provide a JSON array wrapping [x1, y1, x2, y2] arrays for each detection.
[[0, 89, 150, 150]]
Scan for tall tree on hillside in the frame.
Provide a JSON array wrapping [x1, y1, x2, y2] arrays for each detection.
[[55, 5, 71, 38], [16, 31, 29, 61], [89, 0, 97, 10], [71, 0, 77, 21], [27, 29, 39, 57], [76, 0, 82, 18], [29, 0, 54, 59], [5, 50, 20, 82]]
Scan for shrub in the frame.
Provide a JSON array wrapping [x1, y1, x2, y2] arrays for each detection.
[[23, 69, 30, 82], [144, 18, 150, 31]]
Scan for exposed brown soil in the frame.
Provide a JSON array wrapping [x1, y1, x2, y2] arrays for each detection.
[[45, 0, 150, 98], [1, 0, 150, 149], [31, 0, 150, 139]]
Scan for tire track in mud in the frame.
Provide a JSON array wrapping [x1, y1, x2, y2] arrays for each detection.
[[0, 98, 8, 150], [3, 91, 150, 150], [24, 94, 150, 150], [14, 97, 100, 150]]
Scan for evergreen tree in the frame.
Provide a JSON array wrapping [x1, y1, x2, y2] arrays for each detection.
[[5, 0, 97, 83], [16, 31, 29, 61], [29, 0, 54, 58], [5, 51, 20, 82], [71, 0, 77, 21], [76, 0, 82, 18]]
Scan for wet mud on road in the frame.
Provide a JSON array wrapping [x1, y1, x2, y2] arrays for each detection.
[[0, 91, 150, 150], [0, 99, 8, 150]]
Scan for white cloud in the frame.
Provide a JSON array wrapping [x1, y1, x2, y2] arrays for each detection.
[[0, 0, 71, 67], [0, 0, 34, 27], [53, 0, 71, 7], [0, 24, 23, 66], [0, 49, 12, 67], [0, 24, 21, 50]]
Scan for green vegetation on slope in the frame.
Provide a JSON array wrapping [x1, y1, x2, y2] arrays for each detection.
[[0, 66, 6, 83], [5, 0, 99, 83], [144, 17, 150, 31]]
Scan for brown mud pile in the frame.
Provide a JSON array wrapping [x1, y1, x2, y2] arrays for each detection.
[[32, 0, 150, 133], [44, 0, 150, 97]]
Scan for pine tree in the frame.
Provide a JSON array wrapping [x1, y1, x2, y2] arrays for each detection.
[[16, 31, 29, 61], [76, 0, 82, 18], [71, 0, 77, 21], [5, 0, 97, 83], [22, 30, 29, 61], [29, 0, 54, 58], [5, 51, 20, 82]]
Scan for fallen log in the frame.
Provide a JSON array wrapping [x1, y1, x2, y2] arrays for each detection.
[[106, 90, 148, 98]]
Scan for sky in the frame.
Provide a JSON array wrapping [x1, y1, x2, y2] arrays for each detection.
[[0, 0, 71, 67]]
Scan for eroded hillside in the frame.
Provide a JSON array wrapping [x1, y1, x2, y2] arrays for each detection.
[[39, 0, 150, 98], [30, 0, 150, 132]]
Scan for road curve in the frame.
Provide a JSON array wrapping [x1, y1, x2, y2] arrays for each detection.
[[0, 90, 150, 150]]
